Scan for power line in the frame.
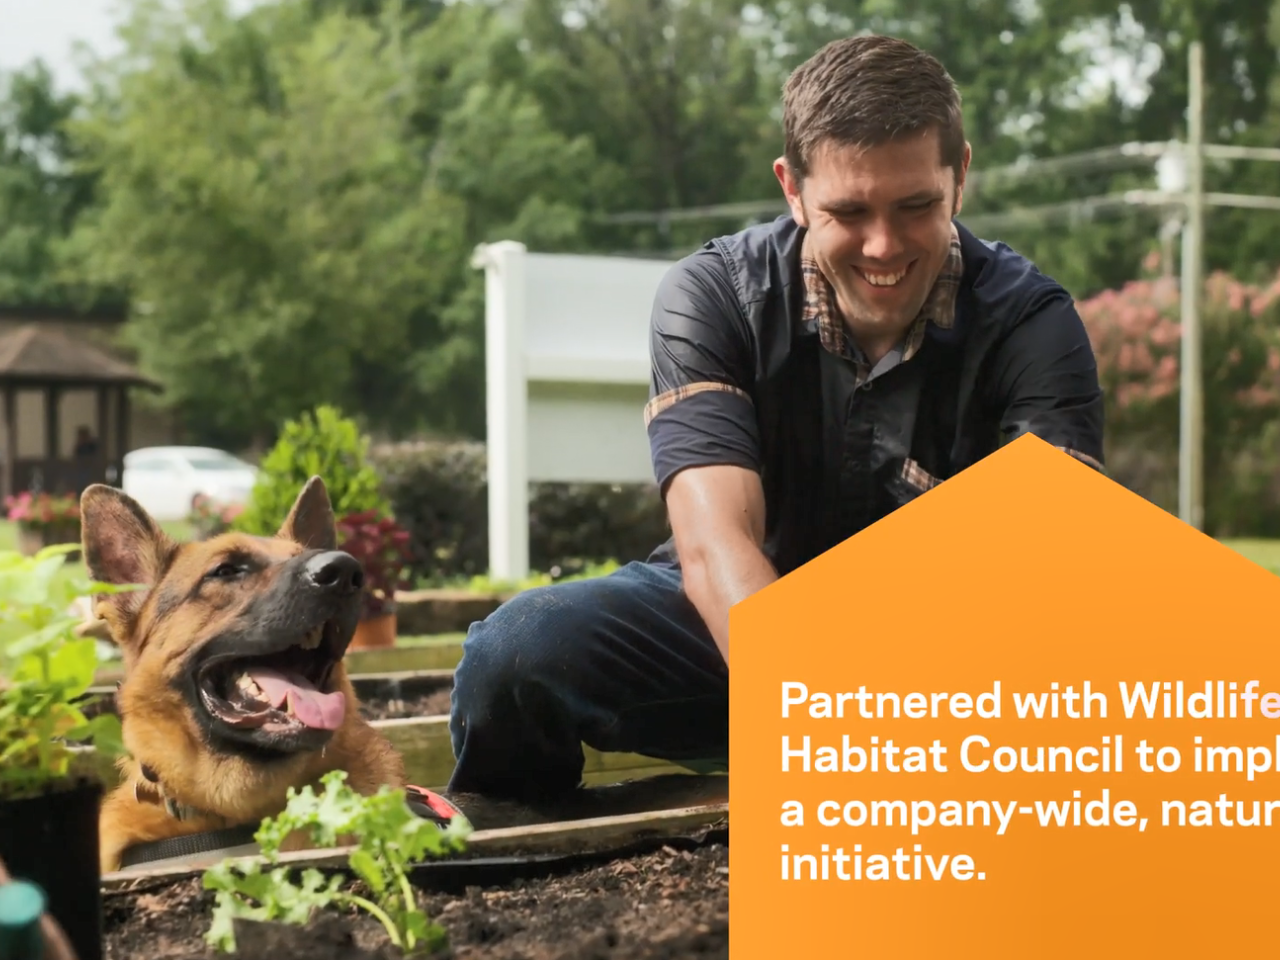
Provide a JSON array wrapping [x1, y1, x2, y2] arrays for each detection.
[[592, 139, 1280, 229], [592, 140, 1176, 226]]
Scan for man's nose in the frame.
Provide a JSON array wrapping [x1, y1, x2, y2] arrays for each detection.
[[861, 217, 905, 262], [303, 551, 365, 595]]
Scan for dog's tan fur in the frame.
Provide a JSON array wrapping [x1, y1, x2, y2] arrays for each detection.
[[82, 477, 404, 874]]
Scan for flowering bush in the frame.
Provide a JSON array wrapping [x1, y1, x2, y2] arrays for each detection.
[[188, 493, 246, 541], [1077, 260, 1280, 535], [4, 491, 80, 541], [336, 510, 414, 620]]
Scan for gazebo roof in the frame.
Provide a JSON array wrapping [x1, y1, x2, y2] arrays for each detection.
[[0, 324, 161, 390]]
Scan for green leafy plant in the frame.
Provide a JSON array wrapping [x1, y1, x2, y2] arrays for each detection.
[[233, 406, 391, 537], [203, 770, 470, 956], [0, 544, 134, 800]]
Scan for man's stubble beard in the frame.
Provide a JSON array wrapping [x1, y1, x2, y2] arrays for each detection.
[[800, 193, 958, 352]]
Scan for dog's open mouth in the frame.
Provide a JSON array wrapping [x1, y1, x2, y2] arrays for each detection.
[[196, 621, 346, 736]]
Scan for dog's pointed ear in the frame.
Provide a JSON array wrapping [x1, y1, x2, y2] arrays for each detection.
[[80, 484, 176, 634], [277, 475, 337, 551]]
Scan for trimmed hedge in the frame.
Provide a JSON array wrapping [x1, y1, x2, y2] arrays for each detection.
[[369, 440, 671, 585]]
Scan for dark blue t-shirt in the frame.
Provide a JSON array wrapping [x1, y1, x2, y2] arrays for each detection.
[[642, 215, 1105, 577]]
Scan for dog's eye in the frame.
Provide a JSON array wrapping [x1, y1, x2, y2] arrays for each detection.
[[205, 562, 245, 581]]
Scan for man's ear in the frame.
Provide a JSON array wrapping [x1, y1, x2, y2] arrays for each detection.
[[773, 156, 808, 228], [277, 476, 337, 552], [953, 141, 972, 216], [80, 484, 176, 635]]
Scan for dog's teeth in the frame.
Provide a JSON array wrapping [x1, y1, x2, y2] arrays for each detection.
[[299, 625, 323, 650], [235, 674, 264, 698]]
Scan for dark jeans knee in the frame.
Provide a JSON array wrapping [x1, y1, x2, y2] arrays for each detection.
[[445, 561, 726, 799], [450, 581, 582, 725]]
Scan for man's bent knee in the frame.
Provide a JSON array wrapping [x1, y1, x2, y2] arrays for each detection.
[[451, 579, 607, 716]]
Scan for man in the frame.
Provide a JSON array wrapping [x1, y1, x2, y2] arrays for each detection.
[[447, 34, 1104, 802]]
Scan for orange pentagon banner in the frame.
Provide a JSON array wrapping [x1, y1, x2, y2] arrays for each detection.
[[729, 433, 1280, 957]]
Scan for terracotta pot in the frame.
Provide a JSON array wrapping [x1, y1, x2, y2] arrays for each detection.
[[349, 611, 396, 650], [16, 524, 81, 560], [17, 527, 43, 557]]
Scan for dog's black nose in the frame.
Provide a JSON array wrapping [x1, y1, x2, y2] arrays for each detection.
[[304, 551, 364, 594]]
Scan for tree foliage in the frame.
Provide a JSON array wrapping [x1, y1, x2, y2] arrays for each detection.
[[1, 0, 1280, 452]]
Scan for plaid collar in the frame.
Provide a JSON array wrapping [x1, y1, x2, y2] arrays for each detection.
[[800, 221, 963, 362]]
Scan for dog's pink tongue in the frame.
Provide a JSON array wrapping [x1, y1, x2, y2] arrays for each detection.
[[249, 668, 345, 730]]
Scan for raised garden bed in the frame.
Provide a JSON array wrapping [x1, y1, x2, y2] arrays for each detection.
[[75, 719, 694, 794], [101, 782, 729, 958], [103, 834, 728, 959], [394, 589, 507, 637], [357, 672, 453, 720]]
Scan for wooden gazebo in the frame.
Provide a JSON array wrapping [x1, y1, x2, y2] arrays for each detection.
[[0, 324, 162, 500]]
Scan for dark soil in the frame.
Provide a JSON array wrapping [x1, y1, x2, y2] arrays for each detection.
[[102, 841, 728, 960], [358, 686, 453, 721]]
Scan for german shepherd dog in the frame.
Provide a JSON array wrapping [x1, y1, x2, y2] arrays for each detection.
[[81, 476, 405, 873]]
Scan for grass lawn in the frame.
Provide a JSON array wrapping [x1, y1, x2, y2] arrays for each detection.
[[1218, 538, 1280, 575]]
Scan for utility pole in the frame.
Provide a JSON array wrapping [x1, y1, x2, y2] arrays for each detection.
[[1179, 41, 1205, 531]]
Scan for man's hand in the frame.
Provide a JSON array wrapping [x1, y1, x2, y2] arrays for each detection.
[[665, 464, 776, 668]]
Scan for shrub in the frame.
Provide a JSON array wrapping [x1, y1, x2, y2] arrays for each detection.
[[371, 440, 488, 582], [1078, 264, 1280, 536], [234, 405, 390, 537], [369, 440, 670, 585]]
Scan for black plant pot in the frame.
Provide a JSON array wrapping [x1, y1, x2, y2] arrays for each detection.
[[0, 776, 104, 960]]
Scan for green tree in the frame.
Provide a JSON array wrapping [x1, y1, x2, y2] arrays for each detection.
[[0, 60, 107, 308]]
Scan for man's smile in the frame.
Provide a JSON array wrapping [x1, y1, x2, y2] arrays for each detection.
[[854, 260, 916, 291]]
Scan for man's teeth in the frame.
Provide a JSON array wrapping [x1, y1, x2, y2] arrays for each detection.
[[299, 625, 323, 650], [861, 267, 906, 286]]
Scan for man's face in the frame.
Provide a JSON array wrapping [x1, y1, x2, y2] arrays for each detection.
[[776, 128, 969, 350]]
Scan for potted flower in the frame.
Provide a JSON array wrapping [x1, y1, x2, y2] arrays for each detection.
[[4, 492, 81, 558], [336, 510, 415, 650], [0, 543, 134, 960]]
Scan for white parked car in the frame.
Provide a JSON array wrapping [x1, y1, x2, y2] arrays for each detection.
[[121, 446, 259, 521]]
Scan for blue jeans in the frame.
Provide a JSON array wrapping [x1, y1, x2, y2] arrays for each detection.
[[447, 560, 729, 799]]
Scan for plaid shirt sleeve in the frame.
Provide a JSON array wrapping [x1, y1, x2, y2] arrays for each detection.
[[644, 249, 761, 496], [988, 290, 1107, 473]]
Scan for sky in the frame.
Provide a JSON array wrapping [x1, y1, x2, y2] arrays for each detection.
[[0, 0, 129, 90], [0, 0, 260, 92]]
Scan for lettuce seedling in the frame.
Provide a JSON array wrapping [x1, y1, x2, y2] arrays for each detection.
[[203, 770, 471, 955]]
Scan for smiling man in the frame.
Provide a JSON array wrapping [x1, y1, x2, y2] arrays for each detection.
[[645, 35, 1105, 666], [446, 34, 1104, 802]]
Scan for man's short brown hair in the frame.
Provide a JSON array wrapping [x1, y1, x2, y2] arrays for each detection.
[[782, 35, 966, 187]]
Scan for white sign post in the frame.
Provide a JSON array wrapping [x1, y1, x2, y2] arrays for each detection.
[[472, 241, 678, 581]]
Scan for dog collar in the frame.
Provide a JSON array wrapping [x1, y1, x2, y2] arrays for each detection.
[[117, 824, 262, 870], [133, 763, 214, 823]]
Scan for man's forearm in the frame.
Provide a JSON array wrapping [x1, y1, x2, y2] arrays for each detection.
[[680, 537, 777, 668]]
